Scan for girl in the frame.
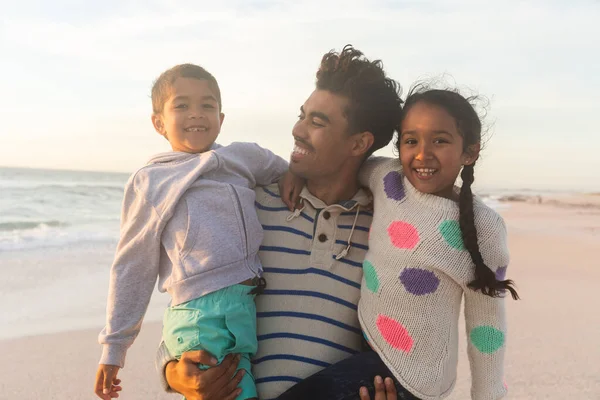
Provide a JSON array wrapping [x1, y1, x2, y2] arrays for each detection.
[[278, 86, 518, 400]]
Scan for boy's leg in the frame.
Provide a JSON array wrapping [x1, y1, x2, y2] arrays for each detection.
[[236, 353, 257, 400], [162, 285, 258, 400], [274, 350, 419, 400], [223, 285, 258, 400]]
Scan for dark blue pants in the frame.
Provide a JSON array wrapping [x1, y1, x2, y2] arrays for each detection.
[[275, 350, 420, 400]]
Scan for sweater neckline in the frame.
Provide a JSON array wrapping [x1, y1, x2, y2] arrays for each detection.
[[400, 170, 461, 213]]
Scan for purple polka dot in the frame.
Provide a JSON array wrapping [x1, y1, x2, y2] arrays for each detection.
[[383, 171, 405, 201], [495, 266, 507, 281], [399, 268, 440, 295]]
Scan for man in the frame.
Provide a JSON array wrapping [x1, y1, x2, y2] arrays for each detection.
[[157, 45, 403, 400]]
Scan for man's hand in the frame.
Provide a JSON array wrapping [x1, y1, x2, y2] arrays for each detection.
[[94, 364, 122, 399], [165, 351, 244, 400], [278, 171, 305, 211], [359, 376, 397, 400]]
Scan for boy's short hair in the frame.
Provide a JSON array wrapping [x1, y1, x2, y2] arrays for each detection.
[[316, 45, 403, 157], [151, 63, 222, 114]]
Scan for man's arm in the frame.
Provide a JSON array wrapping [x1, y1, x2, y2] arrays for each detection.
[[155, 341, 244, 400]]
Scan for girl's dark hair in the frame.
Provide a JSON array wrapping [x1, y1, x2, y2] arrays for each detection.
[[398, 85, 519, 300], [316, 45, 403, 157]]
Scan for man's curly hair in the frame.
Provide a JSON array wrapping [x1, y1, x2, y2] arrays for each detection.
[[316, 45, 403, 156]]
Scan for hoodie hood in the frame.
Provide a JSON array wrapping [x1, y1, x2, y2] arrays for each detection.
[[147, 143, 223, 164]]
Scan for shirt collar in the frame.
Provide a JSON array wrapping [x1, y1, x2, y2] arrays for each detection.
[[299, 185, 371, 211]]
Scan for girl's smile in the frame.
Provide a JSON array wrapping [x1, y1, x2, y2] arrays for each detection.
[[399, 101, 477, 200]]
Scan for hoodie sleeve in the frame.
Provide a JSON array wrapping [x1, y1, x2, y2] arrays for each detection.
[[98, 172, 165, 368], [226, 142, 289, 186]]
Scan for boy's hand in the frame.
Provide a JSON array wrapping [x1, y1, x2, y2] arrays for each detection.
[[94, 364, 122, 399], [278, 171, 305, 211], [359, 376, 397, 400]]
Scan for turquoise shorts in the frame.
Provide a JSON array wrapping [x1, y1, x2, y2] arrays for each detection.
[[163, 284, 258, 400]]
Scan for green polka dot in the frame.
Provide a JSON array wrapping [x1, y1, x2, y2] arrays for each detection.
[[470, 326, 505, 354], [439, 220, 465, 250], [363, 260, 380, 293]]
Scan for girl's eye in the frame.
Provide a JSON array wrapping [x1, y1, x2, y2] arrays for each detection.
[[175, 104, 187, 109], [404, 139, 417, 145], [434, 138, 449, 144], [203, 104, 215, 109]]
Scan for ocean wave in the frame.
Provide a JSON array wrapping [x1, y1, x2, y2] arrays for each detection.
[[0, 220, 68, 232], [0, 183, 125, 193], [0, 223, 118, 252]]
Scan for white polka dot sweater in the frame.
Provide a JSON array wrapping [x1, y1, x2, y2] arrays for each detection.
[[359, 158, 509, 400]]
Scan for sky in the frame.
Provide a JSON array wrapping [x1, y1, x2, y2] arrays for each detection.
[[1, 0, 599, 191]]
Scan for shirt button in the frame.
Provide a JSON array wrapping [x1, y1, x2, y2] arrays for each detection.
[[318, 233, 327, 242], [323, 211, 331, 220]]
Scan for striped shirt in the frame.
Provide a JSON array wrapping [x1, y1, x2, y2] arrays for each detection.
[[253, 183, 372, 399]]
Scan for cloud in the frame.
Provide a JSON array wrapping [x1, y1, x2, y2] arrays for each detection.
[[1, 0, 599, 189]]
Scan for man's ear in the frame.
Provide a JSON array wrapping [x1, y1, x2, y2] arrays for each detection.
[[151, 114, 166, 137], [219, 112, 225, 127], [351, 131, 375, 157], [463, 143, 481, 165]]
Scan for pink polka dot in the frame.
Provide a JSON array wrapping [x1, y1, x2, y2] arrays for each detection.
[[376, 314, 413, 353], [387, 221, 420, 249]]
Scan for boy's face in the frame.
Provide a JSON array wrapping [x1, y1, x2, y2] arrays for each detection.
[[152, 77, 224, 153]]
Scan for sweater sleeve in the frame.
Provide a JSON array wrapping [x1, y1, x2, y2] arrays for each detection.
[[98, 175, 164, 368], [463, 213, 510, 400], [358, 156, 395, 189]]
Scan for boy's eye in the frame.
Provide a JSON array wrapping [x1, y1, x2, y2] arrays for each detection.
[[403, 138, 417, 145], [434, 138, 450, 144], [175, 104, 187, 109], [203, 104, 215, 109]]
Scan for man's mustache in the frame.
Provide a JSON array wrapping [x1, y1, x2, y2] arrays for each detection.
[[293, 137, 315, 152]]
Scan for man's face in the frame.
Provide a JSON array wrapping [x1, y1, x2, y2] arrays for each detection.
[[152, 77, 224, 153], [290, 90, 356, 180]]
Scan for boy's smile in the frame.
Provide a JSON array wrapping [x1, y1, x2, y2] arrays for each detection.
[[152, 77, 224, 153]]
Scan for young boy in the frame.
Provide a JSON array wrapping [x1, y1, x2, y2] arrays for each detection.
[[94, 64, 288, 400]]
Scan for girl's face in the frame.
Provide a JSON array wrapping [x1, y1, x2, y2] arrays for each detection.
[[399, 101, 479, 200]]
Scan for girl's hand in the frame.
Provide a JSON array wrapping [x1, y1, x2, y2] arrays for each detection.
[[94, 364, 122, 399], [359, 376, 397, 400], [278, 171, 305, 211]]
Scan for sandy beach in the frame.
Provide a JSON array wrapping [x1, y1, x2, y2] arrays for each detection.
[[1, 195, 598, 400]]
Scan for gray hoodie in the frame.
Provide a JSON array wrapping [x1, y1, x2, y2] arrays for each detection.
[[99, 142, 288, 367]]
